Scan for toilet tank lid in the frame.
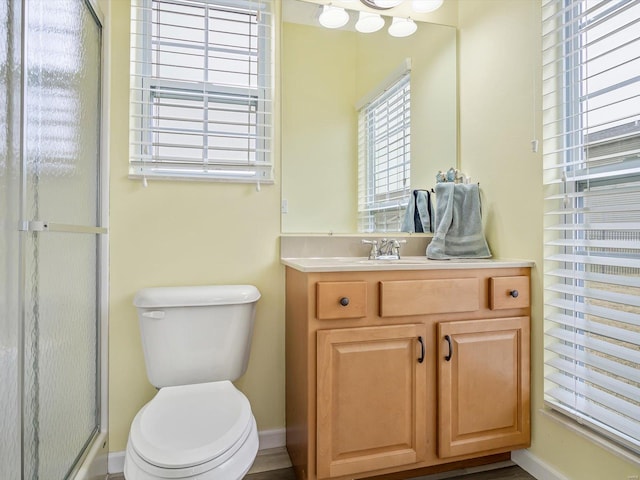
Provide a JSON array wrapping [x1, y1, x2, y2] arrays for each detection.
[[134, 285, 260, 308]]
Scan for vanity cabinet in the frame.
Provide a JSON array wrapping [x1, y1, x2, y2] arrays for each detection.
[[284, 263, 531, 480]]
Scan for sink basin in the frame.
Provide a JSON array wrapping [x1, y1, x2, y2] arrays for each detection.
[[281, 255, 533, 273], [306, 256, 437, 265], [281, 256, 451, 271], [359, 257, 434, 265]]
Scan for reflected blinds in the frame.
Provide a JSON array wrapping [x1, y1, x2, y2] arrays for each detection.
[[357, 73, 411, 233], [129, 0, 273, 182], [542, 0, 640, 453]]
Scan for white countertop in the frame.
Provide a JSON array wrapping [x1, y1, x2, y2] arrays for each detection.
[[281, 256, 534, 273]]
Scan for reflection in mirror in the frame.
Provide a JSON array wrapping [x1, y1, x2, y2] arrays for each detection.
[[281, 0, 457, 234]]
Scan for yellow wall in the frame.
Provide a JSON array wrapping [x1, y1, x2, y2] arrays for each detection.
[[458, 0, 639, 478], [106, 0, 284, 451], [104, 0, 640, 477], [281, 23, 358, 233]]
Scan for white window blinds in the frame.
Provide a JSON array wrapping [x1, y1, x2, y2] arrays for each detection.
[[357, 72, 411, 233], [129, 0, 273, 183], [542, 0, 640, 454]]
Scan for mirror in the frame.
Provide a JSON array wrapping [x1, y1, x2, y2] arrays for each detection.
[[281, 0, 458, 234]]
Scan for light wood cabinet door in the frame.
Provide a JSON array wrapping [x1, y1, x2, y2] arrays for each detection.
[[316, 324, 428, 479], [437, 317, 530, 458]]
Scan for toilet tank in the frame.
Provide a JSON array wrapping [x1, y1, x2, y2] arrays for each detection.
[[133, 285, 260, 388]]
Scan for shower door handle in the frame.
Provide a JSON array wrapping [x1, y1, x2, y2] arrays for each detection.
[[21, 220, 107, 234]]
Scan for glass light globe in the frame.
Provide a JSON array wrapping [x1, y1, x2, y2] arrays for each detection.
[[388, 17, 417, 37], [355, 11, 385, 33], [319, 5, 349, 29], [412, 0, 444, 13]]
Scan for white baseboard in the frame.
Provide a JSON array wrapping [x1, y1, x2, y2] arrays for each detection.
[[107, 450, 125, 475], [256, 428, 287, 451], [107, 428, 288, 475], [512, 449, 570, 480]]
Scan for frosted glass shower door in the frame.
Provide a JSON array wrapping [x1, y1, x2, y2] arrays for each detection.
[[21, 1, 104, 479], [1, 0, 22, 478]]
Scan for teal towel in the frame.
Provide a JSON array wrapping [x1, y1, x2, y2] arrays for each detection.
[[426, 183, 491, 259], [401, 190, 433, 233]]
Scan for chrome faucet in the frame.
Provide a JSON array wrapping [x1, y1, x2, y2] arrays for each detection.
[[362, 238, 406, 260]]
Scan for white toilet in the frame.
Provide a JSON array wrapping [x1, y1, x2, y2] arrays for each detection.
[[124, 285, 261, 480]]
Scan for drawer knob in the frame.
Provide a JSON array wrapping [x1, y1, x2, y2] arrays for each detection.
[[510, 290, 519, 298], [339, 297, 350, 306]]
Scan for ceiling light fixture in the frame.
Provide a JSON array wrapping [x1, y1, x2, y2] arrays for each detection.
[[411, 0, 444, 13], [355, 11, 385, 33], [317, 1, 443, 35], [388, 17, 417, 37], [360, 0, 444, 13], [318, 4, 350, 29]]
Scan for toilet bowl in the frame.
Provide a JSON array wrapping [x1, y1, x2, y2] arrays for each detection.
[[124, 285, 261, 480], [124, 382, 258, 480]]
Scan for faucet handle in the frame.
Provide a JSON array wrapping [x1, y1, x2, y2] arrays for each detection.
[[390, 239, 407, 258], [361, 239, 379, 259]]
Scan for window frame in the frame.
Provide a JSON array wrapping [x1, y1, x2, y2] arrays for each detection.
[[129, 0, 273, 183], [543, 0, 640, 458]]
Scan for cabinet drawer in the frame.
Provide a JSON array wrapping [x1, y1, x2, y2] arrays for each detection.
[[380, 278, 479, 317], [490, 276, 530, 310], [317, 281, 367, 320]]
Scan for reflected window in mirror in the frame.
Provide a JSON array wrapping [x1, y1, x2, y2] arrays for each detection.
[[357, 72, 411, 232]]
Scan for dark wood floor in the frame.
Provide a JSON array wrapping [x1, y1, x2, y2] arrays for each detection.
[[245, 465, 535, 480], [110, 464, 535, 480]]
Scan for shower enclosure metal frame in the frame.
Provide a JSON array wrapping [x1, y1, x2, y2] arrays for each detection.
[[5, 0, 109, 478], [70, 1, 109, 478]]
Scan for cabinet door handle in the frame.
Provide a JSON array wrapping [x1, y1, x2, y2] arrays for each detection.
[[417, 336, 425, 363], [339, 297, 350, 306], [444, 335, 453, 361], [510, 289, 519, 298]]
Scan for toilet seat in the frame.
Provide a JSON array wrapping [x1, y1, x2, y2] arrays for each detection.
[[125, 381, 258, 479]]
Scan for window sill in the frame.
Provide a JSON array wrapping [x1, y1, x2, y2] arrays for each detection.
[[540, 408, 640, 469], [128, 172, 274, 185]]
